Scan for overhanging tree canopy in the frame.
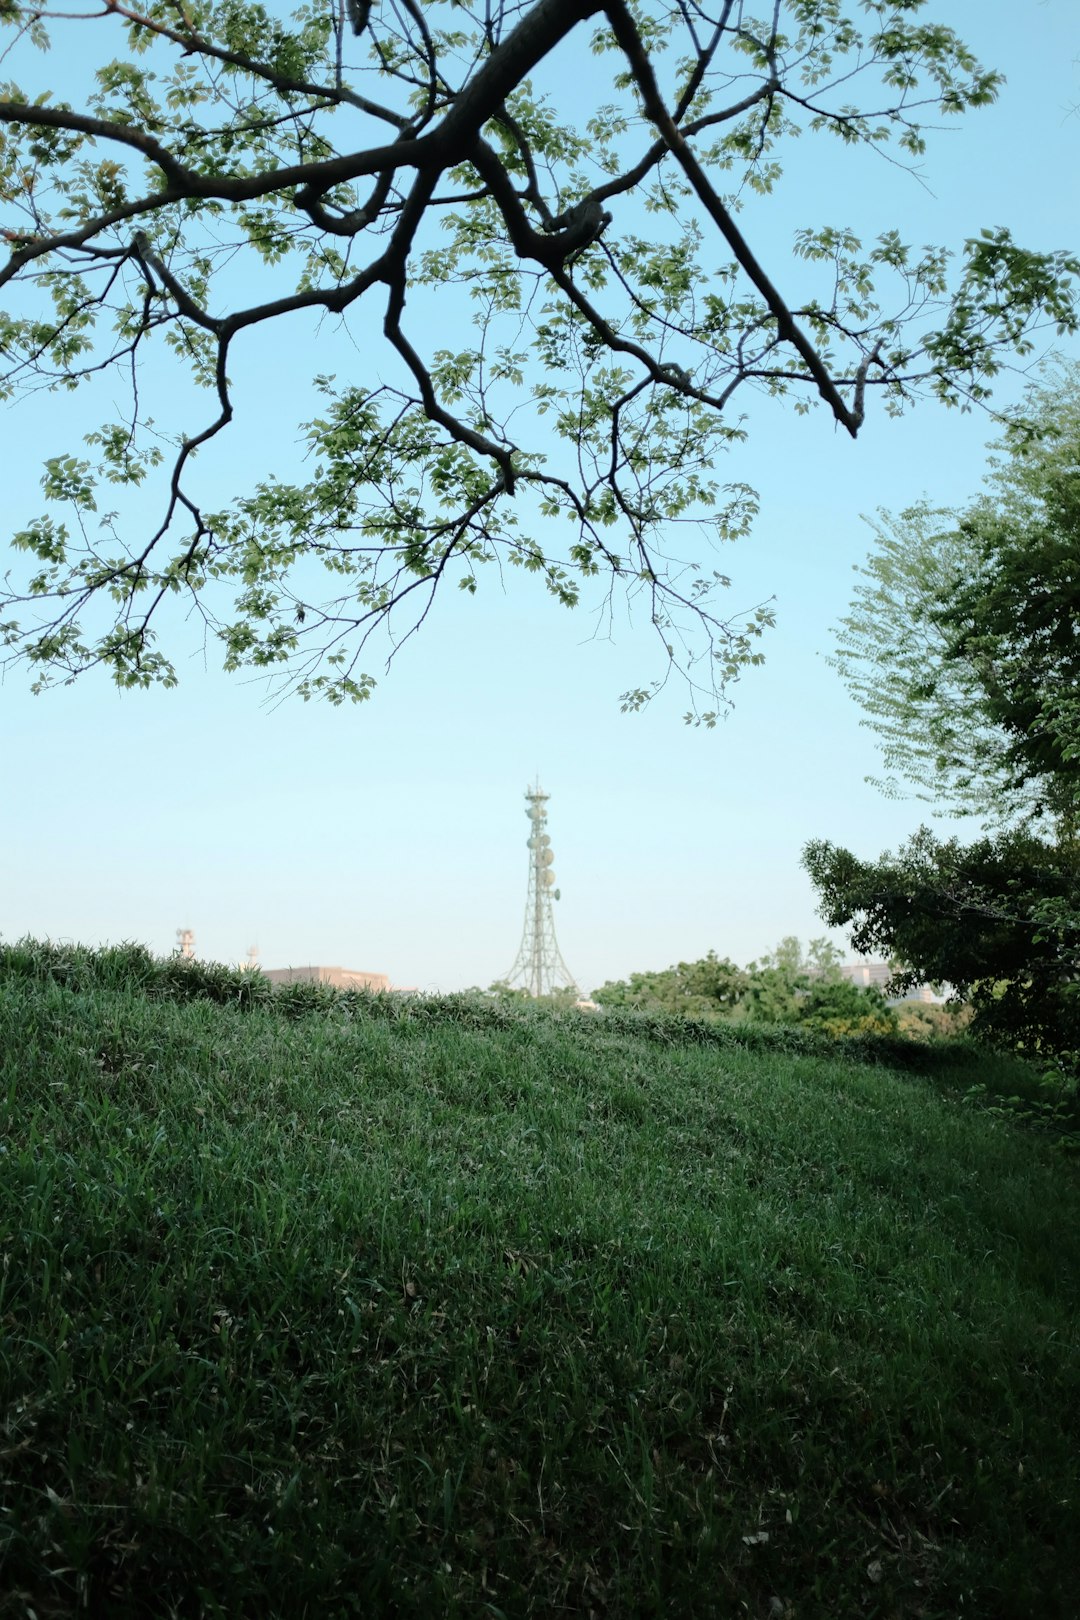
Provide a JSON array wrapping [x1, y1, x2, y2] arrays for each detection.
[[1, 0, 1076, 707]]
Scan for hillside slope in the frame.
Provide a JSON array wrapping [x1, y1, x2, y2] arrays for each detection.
[[1, 944, 1078, 1618]]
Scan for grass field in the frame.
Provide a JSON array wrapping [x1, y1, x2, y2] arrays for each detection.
[[1, 941, 1077, 1618]]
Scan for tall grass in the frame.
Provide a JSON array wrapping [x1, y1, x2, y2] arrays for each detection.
[[1, 940, 1078, 1617]]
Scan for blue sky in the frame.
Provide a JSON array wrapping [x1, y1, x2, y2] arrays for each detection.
[[1, 1, 1078, 992]]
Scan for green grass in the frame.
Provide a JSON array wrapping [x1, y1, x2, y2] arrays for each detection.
[[1, 941, 1078, 1618]]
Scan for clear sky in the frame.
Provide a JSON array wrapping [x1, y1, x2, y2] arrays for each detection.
[[2, 1, 1078, 992]]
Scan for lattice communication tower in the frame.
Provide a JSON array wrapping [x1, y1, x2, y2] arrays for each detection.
[[503, 781, 581, 999]]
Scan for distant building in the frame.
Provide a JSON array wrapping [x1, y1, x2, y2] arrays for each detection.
[[839, 959, 893, 990], [264, 965, 391, 993], [839, 959, 944, 1004]]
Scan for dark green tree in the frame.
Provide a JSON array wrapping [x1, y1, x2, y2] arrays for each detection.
[[804, 829, 1080, 1062], [593, 951, 747, 1019], [595, 936, 848, 1024], [795, 978, 899, 1039], [0, 1, 1076, 710], [741, 934, 841, 1023], [935, 380, 1080, 829], [831, 370, 1080, 829], [813, 371, 1080, 1065]]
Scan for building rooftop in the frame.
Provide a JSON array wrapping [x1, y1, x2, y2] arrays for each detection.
[[263, 965, 390, 994]]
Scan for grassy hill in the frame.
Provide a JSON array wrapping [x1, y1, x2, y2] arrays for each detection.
[[1, 942, 1077, 1618]]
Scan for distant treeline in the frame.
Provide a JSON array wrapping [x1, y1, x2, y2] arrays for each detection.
[[518, 937, 968, 1041]]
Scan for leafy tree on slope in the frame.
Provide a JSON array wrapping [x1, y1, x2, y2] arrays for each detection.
[[830, 370, 1080, 831], [804, 827, 1080, 1063], [809, 372, 1080, 1064]]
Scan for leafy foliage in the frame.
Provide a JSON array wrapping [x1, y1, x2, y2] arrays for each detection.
[[0, 0, 1076, 709], [804, 827, 1080, 1068], [740, 933, 841, 1023], [817, 370, 1080, 1070], [894, 997, 971, 1042], [796, 976, 899, 1038], [591, 947, 748, 1017], [485, 978, 584, 1010], [593, 933, 902, 1036], [832, 369, 1080, 827], [935, 374, 1080, 827]]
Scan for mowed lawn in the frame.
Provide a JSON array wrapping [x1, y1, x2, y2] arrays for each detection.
[[1, 945, 1077, 1618]]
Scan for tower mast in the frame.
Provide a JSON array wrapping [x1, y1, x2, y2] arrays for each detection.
[[504, 780, 581, 998]]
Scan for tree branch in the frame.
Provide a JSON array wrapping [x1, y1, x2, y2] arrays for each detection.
[[601, 0, 870, 436]]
